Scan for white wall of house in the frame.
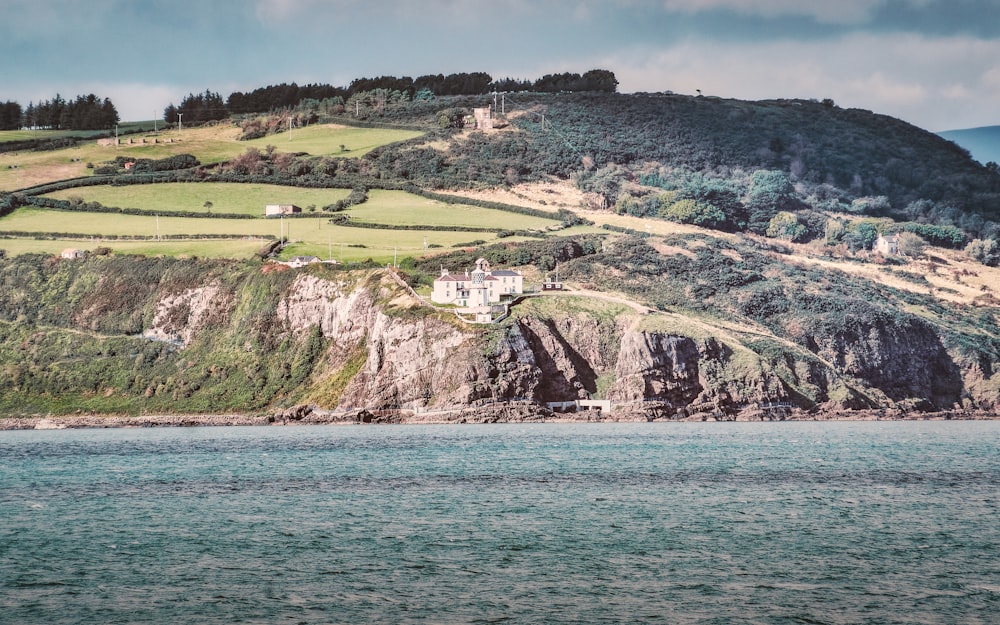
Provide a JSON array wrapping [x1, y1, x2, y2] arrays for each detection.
[[431, 265, 523, 306]]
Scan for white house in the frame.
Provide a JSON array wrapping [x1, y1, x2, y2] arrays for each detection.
[[431, 258, 523, 307], [265, 204, 302, 217], [875, 233, 900, 255], [284, 255, 320, 268], [61, 248, 86, 259]]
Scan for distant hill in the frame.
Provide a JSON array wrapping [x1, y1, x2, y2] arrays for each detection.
[[939, 125, 1000, 165]]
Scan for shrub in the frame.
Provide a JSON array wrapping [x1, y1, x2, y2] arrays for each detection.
[[661, 198, 728, 229], [966, 238, 1000, 266], [766, 211, 807, 242], [896, 232, 926, 258]]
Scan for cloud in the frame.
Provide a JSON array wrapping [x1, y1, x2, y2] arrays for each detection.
[[657, 0, 886, 23], [609, 32, 1000, 130], [654, 0, 943, 24]]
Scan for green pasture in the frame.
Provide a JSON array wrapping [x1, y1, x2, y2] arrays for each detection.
[[0, 129, 105, 143], [346, 190, 562, 230], [45, 183, 352, 216], [0, 237, 265, 259], [0, 124, 423, 192], [244, 125, 423, 156], [0, 207, 522, 263]]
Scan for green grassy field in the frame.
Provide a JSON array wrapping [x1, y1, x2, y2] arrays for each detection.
[[0, 205, 537, 263], [0, 124, 423, 192], [0, 237, 265, 259], [346, 190, 561, 230], [46, 183, 352, 216], [0, 129, 105, 143], [243, 125, 423, 156]]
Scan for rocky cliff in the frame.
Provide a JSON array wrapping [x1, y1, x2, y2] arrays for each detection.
[[0, 252, 997, 420]]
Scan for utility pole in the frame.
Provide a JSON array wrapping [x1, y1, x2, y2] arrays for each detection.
[[177, 112, 183, 133], [153, 111, 157, 133]]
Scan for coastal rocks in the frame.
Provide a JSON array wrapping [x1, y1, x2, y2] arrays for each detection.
[[268, 404, 314, 423], [794, 315, 964, 410]]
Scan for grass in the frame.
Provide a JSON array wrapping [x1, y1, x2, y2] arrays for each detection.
[[0, 206, 531, 263], [45, 183, 352, 216], [0, 237, 265, 259], [0, 128, 108, 143], [11, 184, 563, 262], [243, 125, 423, 157], [0, 123, 423, 192], [347, 190, 561, 230]]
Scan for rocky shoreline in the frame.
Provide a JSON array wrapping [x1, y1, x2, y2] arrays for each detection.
[[1, 404, 998, 430]]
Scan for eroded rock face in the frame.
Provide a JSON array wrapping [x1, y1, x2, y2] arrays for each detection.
[[338, 311, 477, 410], [607, 333, 702, 405], [276, 274, 374, 344], [145, 283, 228, 346], [796, 316, 964, 410]]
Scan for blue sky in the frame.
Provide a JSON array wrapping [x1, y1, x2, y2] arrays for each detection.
[[2, 0, 999, 131]]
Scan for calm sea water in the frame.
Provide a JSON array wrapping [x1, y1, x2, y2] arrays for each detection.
[[1, 422, 998, 625]]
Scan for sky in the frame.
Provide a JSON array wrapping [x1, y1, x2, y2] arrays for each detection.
[[2, 0, 999, 132]]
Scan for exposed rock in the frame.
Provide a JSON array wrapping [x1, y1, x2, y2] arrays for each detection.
[[145, 283, 227, 346], [607, 333, 703, 407]]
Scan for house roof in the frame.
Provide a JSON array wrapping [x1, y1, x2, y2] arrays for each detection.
[[436, 269, 520, 282], [435, 274, 469, 283]]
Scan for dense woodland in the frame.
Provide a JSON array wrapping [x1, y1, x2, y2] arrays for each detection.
[[0, 94, 119, 131], [166, 70, 619, 121]]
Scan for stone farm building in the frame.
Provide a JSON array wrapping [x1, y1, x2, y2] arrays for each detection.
[[875, 233, 900, 255], [431, 258, 523, 307], [265, 204, 301, 217]]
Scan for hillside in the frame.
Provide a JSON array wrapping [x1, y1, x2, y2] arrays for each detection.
[[0, 90, 999, 422]]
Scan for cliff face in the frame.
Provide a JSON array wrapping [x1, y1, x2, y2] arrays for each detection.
[[0, 255, 997, 418], [137, 268, 1000, 415]]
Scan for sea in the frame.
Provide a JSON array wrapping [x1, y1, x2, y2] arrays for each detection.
[[1, 421, 998, 625]]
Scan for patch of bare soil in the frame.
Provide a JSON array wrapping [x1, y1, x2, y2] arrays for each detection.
[[438, 179, 587, 213]]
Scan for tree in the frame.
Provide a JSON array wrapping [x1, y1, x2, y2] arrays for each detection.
[[840, 221, 880, 252], [849, 195, 892, 216], [0, 101, 22, 130], [164, 103, 178, 125], [745, 170, 800, 234], [581, 69, 618, 93]]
